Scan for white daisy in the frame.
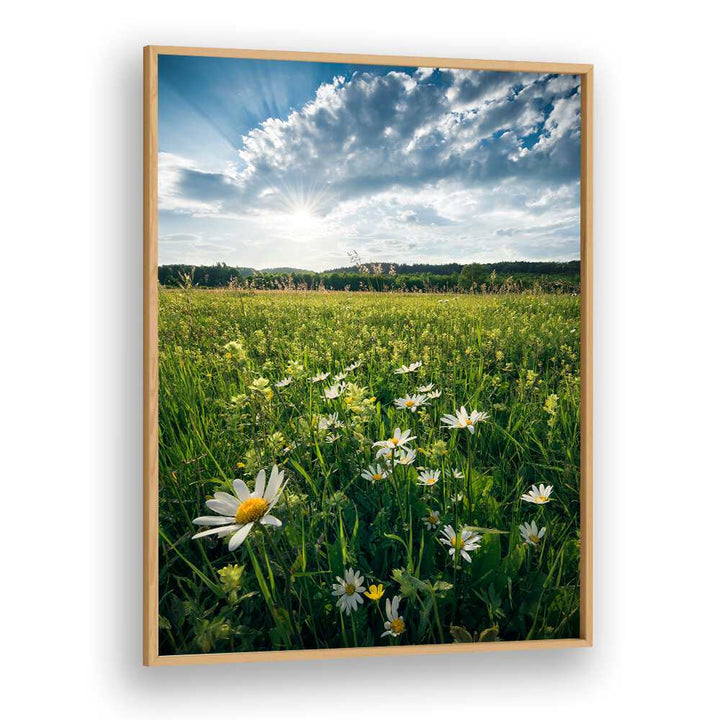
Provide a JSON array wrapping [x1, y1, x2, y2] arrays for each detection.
[[344, 360, 363, 372], [311, 372, 330, 383], [519, 520, 547, 546], [417, 383, 435, 393], [394, 361, 422, 375], [393, 393, 428, 412], [192, 466, 287, 551], [439, 525, 482, 563], [332, 568, 366, 615], [426, 389, 442, 399], [275, 377, 292, 388], [318, 412, 343, 431], [333, 372, 347, 382], [521, 484, 553, 505], [381, 596, 406, 637], [361, 463, 389, 483], [417, 469, 441, 487], [424, 510, 441, 530], [323, 382, 346, 399], [373, 427, 416, 457], [440, 406, 490, 434], [452, 468, 464, 479], [394, 448, 417, 466]]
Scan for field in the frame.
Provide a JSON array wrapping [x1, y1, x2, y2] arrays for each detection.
[[158, 288, 581, 654]]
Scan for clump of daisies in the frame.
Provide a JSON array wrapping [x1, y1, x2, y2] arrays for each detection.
[[323, 382, 346, 400], [417, 469, 440, 487], [424, 510, 441, 530], [441, 406, 489, 434], [519, 520, 546, 546], [381, 596, 406, 638], [332, 568, 366, 615], [521, 483, 553, 505], [361, 463, 389, 483], [192, 466, 287, 551], [394, 361, 422, 375], [393, 393, 428, 412], [439, 525, 482, 563], [373, 428, 416, 458]]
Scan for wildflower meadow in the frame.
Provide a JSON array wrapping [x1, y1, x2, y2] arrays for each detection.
[[158, 288, 581, 655]]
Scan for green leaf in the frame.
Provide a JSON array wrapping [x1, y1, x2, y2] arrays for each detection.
[[479, 626, 500, 642], [450, 625, 474, 643]]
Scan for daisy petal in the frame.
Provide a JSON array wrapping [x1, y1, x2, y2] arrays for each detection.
[[233, 478, 251, 501], [228, 523, 253, 551], [253, 469, 266, 498]]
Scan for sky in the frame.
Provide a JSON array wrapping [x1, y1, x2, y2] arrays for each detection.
[[158, 55, 581, 271]]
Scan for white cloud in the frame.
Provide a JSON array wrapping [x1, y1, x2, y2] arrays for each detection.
[[158, 67, 581, 268]]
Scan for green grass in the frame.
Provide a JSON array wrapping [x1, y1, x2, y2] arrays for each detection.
[[158, 288, 581, 654]]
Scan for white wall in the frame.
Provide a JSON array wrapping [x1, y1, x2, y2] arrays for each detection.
[[4, 1, 718, 716]]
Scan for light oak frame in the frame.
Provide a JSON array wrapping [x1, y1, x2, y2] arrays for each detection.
[[143, 45, 593, 666]]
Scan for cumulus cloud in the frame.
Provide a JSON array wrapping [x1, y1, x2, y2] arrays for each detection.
[[159, 66, 581, 267]]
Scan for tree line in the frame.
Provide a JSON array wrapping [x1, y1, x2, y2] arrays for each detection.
[[158, 261, 580, 294]]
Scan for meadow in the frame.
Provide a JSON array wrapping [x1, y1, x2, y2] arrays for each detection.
[[158, 288, 581, 654]]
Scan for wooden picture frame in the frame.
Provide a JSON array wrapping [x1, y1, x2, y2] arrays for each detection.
[[143, 45, 593, 666]]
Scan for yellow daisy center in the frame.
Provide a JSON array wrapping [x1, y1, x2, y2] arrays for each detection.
[[465, 418, 473, 426], [390, 437, 400, 445], [344, 583, 356, 596], [428, 515, 438, 525], [372, 473, 383, 481], [450, 536, 465, 549], [535, 496, 548, 503], [530, 534, 540, 543], [405, 400, 415, 407], [390, 618, 405, 634], [235, 497, 269, 524]]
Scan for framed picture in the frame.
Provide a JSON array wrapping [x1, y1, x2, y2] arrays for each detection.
[[143, 45, 593, 666]]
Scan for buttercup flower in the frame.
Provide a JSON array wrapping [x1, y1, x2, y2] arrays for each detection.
[[521, 484, 553, 505], [192, 466, 287, 551], [364, 583, 385, 601], [519, 520, 546, 546], [394, 361, 422, 374], [361, 463, 389, 483], [332, 568, 366, 615], [381, 596, 406, 637], [373, 428, 416, 457], [424, 510, 441, 530], [417, 469, 441, 487], [439, 525, 481, 563], [441, 406, 489, 434], [393, 393, 428, 412]]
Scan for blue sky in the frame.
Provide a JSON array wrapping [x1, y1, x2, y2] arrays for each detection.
[[158, 55, 581, 270]]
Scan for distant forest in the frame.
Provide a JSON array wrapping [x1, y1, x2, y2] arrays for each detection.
[[158, 260, 580, 293]]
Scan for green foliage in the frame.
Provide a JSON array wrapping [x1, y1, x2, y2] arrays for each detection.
[[158, 288, 581, 654]]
